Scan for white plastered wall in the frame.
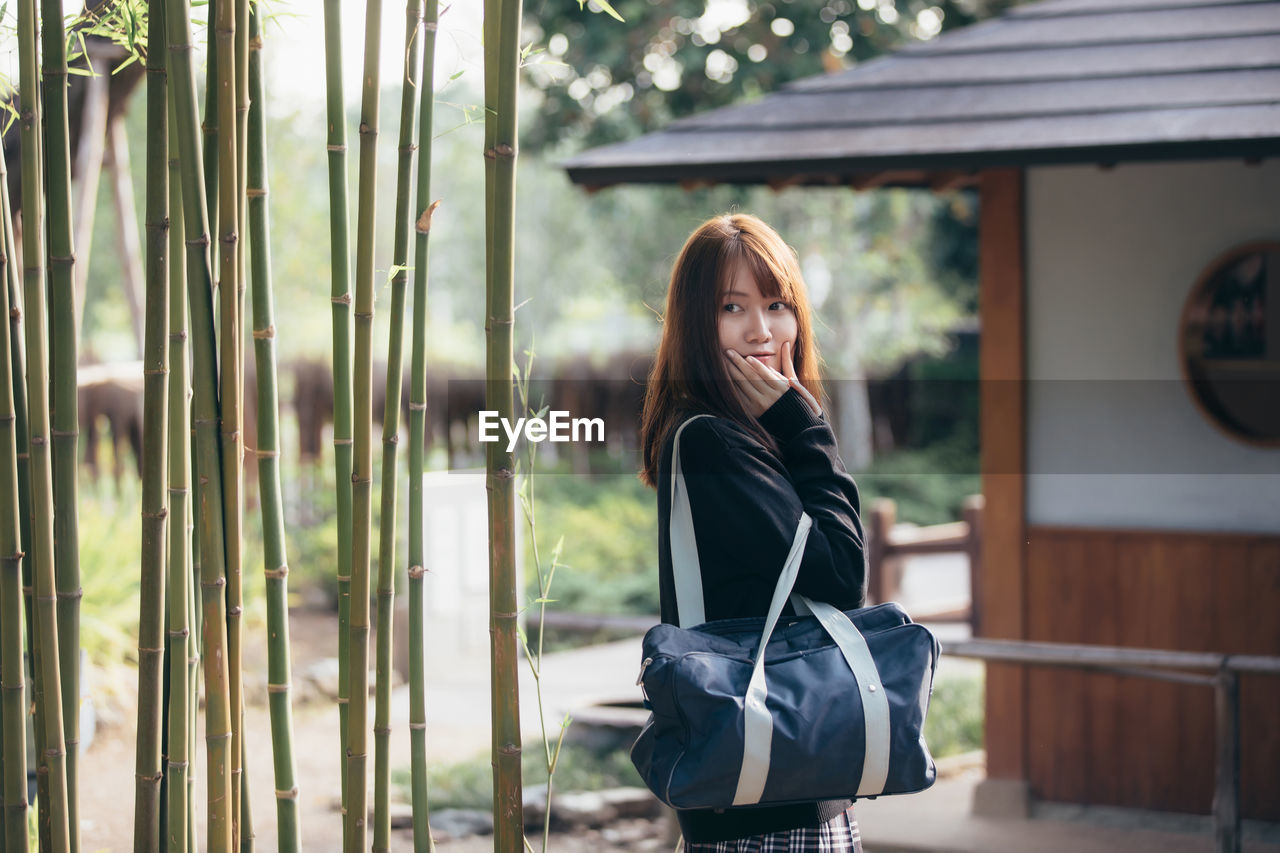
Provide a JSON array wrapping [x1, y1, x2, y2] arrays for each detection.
[[1024, 159, 1280, 533]]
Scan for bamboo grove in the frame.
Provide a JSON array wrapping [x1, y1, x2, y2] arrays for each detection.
[[0, 0, 534, 845]]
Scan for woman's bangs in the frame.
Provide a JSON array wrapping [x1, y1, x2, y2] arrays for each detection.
[[718, 241, 788, 301]]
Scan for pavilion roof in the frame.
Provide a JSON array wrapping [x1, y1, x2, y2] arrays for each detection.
[[561, 0, 1280, 189]]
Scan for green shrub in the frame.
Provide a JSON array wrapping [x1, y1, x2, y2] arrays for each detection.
[[518, 440, 978, 618], [855, 435, 980, 528], [77, 476, 146, 669], [76, 463, 269, 673], [923, 675, 984, 758], [521, 466, 657, 615], [394, 742, 644, 811]]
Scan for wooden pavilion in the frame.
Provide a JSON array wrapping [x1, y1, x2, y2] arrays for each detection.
[[563, 0, 1280, 822]]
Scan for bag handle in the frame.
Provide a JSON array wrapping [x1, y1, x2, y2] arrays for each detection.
[[670, 414, 891, 803], [669, 415, 712, 628], [669, 414, 824, 626], [735, 515, 893, 804]]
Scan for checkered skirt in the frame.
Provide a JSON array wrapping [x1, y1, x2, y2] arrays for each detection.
[[681, 806, 863, 853]]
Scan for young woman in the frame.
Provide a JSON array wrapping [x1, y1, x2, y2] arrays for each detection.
[[639, 213, 869, 852]]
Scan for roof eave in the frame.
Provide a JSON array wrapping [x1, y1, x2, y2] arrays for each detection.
[[564, 136, 1280, 191]]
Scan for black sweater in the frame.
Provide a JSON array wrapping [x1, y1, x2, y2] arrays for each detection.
[[656, 388, 869, 843]]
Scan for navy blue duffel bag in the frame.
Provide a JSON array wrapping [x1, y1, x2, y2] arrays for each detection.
[[632, 416, 940, 810]]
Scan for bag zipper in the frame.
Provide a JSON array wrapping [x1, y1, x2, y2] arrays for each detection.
[[636, 656, 653, 703]]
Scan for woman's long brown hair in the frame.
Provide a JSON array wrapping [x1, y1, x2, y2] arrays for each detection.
[[639, 213, 825, 488]]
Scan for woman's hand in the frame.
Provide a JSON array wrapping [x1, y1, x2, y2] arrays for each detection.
[[724, 348, 788, 417], [779, 340, 822, 417], [724, 340, 821, 418]]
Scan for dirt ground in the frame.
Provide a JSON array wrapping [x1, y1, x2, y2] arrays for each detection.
[[75, 603, 668, 852]]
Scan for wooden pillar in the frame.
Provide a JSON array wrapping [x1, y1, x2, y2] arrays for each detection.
[[976, 168, 1029, 802], [867, 498, 894, 605], [962, 493, 984, 634]]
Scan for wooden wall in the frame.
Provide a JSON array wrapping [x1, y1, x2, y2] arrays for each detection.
[[977, 164, 1279, 819], [1025, 526, 1280, 819]]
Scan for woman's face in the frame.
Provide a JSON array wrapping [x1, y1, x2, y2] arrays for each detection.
[[717, 262, 797, 375]]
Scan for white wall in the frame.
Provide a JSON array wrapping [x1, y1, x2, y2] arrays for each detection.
[[1024, 159, 1280, 533]]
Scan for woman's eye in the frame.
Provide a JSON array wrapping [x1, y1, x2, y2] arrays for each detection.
[[770, 301, 790, 311], [722, 303, 741, 313]]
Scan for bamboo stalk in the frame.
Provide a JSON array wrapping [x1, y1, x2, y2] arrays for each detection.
[[234, 4, 251, 845], [346, 0, 387, 842], [164, 0, 235, 845], [371, 0, 424, 847], [40, 0, 82, 842], [202, 0, 218, 275], [1, 178, 28, 621], [17, 0, 72, 844], [246, 8, 301, 848], [168, 88, 200, 853], [3, 114, 42, 853], [133, 0, 171, 843], [185, 370, 200, 853], [239, 747, 253, 853], [322, 0, 355, 834], [484, 0, 525, 844], [233, 1, 251, 833], [211, 0, 245, 843], [157, 605, 170, 850], [407, 1, 440, 846], [22, 18, 52, 847], [166, 75, 192, 853], [0, 135, 30, 853]]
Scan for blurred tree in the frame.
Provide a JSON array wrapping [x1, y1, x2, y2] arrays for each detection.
[[521, 0, 1017, 153]]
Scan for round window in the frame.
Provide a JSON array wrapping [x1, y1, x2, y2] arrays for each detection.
[[1178, 242, 1280, 446]]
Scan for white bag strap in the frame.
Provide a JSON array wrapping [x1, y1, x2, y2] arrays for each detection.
[[671, 414, 812, 627], [670, 414, 713, 628], [799, 596, 891, 797], [669, 414, 890, 802], [733, 512, 811, 805]]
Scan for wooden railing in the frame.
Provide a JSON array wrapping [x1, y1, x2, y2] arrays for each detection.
[[942, 638, 1280, 853], [867, 494, 983, 628]]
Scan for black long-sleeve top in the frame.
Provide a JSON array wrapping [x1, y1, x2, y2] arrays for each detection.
[[656, 387, 869, 843]]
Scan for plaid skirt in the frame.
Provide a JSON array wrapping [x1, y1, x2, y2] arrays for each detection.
[[681, 805, 863, 853]]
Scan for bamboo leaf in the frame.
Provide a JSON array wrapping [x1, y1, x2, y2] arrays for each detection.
[[578, 0, 624, 22], [384, 262, 409, 285], [549, 716, 572, 771], [112, 52, 139, 74]]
